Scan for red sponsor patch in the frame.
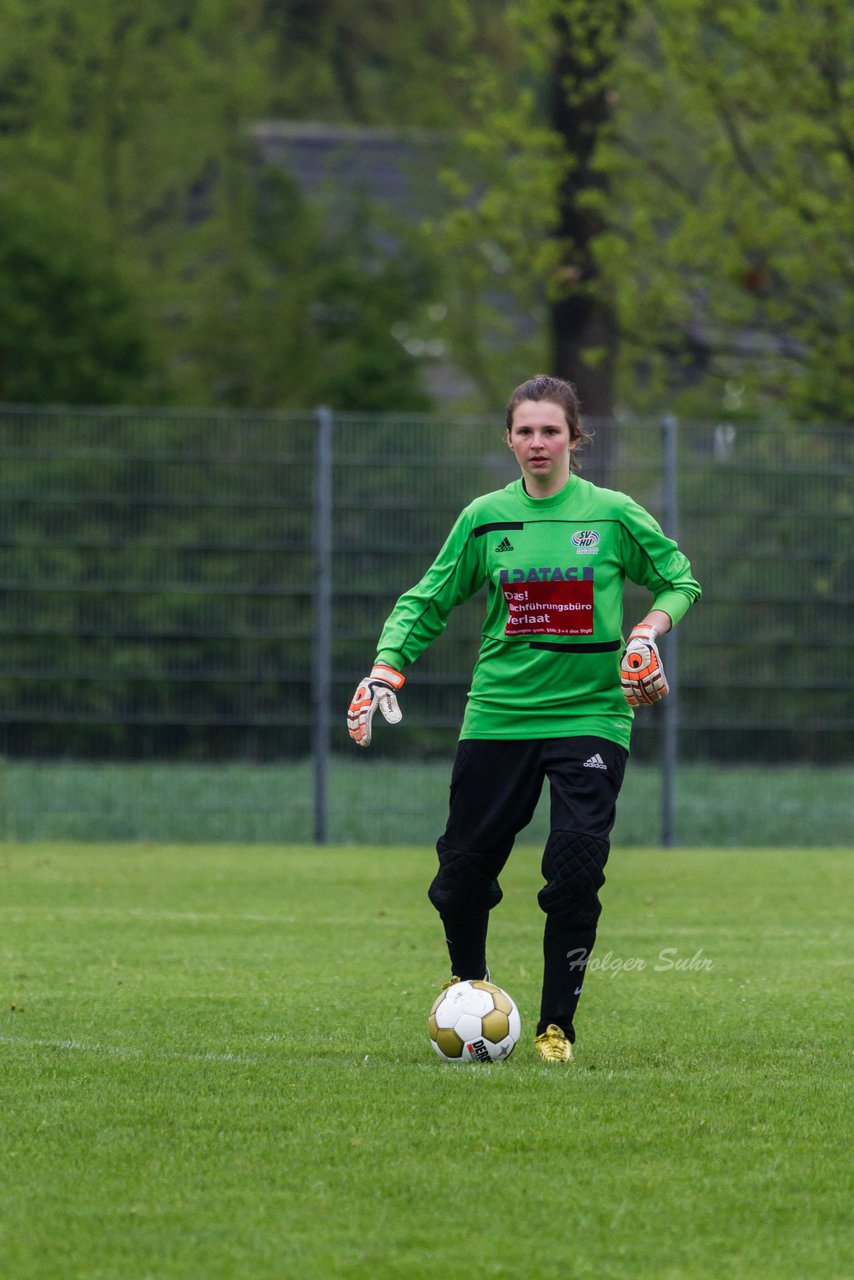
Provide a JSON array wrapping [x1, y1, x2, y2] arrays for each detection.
[[502, 579, 594, 636]]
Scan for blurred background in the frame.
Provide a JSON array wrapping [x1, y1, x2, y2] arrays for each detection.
[[0, 1, 850, 845]]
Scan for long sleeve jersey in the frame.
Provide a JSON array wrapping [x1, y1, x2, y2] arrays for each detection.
[[375, 474, 701, 749]]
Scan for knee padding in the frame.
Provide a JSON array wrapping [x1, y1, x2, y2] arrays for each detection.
[[538, 830, 609, 922], [428, 840, 504, 917]]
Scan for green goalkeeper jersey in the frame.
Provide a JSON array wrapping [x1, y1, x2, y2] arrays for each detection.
[[375, 474, 701, 748]]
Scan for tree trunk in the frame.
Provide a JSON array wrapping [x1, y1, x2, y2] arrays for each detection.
[[549, 3, 627, 483]]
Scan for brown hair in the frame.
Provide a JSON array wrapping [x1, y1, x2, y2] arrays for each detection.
[[505, 374, 592, 470]]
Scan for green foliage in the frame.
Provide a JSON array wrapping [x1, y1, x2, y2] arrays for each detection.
[[298, 211, 436, 412], [424, 0, 636, 410], [261, 0, 515, 126], [0, 192, 149, 403], [421, 3, 565, 405], [592, 1, 854, 418], [2, 2, 851, 416], [0, 0, 273, 404], [0, 0, 438, 411], [1, 843, 851, 1278], [173, 174, 435, 411], [424, 1, 854, 419]]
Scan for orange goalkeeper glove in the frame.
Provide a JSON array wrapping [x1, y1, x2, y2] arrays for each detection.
[[620, 623, 669, 706], [347, 663, 405, 747]]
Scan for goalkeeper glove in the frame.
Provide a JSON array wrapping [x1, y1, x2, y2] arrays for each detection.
[[620, 623, 669, 706], [347, 663, 405, 748]]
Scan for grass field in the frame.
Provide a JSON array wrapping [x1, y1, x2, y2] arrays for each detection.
[[1, 842, 851, 1280], [1, 758, 852, 845]]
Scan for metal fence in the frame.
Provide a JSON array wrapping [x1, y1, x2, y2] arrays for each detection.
[[0, 404, 850, 846]]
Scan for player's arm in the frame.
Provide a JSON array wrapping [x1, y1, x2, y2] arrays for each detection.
[[347, 507, 485, 748]]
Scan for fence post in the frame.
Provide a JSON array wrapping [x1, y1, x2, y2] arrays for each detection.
[[660, 414, 679, 848], [313, 406, 334, 844]]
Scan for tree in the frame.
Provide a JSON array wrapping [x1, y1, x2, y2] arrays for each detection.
[[168, 171, 436, 411], [591, 1, 854, 420], [0, 0, 440, 411], [0, 192, 149, 403], [0, 0, 277, 404], [427, 1, 854, 424], [260, 0, 514, 127], [420, 4, 564, 408], [424, 0, 629, 442], [548, 1, 629, 431]]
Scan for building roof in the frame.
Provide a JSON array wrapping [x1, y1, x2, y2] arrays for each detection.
[[250, 121, 455, 234]]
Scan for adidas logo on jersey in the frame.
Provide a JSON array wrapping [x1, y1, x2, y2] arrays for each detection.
[[495, 537, 515, 552], [583, 753, 607, 770]]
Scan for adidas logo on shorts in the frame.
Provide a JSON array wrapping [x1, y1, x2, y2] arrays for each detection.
[[583, 753, 607, 770]]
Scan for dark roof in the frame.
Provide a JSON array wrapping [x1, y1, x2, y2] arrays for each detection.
[[250, 121, 455, 229]]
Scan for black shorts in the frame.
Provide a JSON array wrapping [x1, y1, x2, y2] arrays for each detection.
[[440, 735, 628, 856]]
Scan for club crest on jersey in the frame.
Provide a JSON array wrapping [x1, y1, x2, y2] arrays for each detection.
[[572, 529, 600, 554]]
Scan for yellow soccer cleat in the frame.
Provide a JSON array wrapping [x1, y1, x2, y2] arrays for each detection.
[[439, 969, 490, 992], [534, 1024, 575, 1063]]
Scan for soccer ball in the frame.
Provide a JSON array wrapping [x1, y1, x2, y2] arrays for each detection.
[[428, 979, 521, 1063]]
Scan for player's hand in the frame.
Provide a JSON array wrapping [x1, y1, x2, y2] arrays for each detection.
[[620, 624, 669, 706], [347, 663, 405, 747]]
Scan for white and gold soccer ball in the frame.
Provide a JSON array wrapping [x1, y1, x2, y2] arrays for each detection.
[[428, 979, 521, 1063]]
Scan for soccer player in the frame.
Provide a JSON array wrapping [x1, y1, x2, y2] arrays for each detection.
[[347, 375, 701, 1062]]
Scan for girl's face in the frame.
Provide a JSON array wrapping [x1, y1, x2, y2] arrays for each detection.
[[507, 399, 576, 495]]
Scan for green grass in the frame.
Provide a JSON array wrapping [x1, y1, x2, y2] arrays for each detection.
[[0, 758, 851, 845], [0, 843, 851, 1279]]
